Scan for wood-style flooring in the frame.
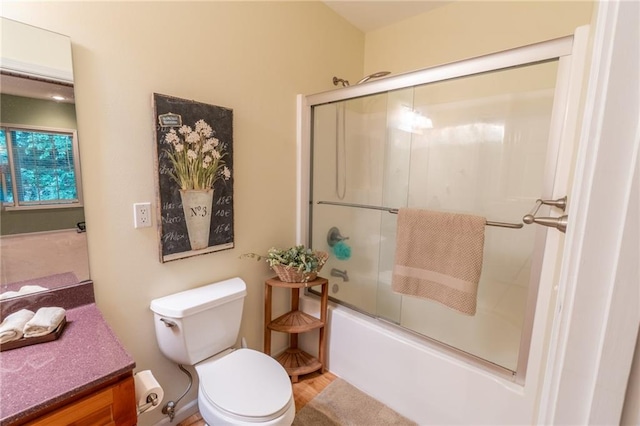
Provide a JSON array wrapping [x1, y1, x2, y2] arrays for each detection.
[[178, 370, 337, 426]]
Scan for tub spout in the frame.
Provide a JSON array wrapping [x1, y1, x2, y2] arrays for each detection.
[[331, 268, 349, 282]]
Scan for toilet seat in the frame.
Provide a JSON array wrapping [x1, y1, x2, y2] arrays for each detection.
[[195, 348, 293, 422]]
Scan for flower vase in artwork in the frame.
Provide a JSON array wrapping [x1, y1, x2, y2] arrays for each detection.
[[164, 119, 231, 252], [180, 189, 214, 250]]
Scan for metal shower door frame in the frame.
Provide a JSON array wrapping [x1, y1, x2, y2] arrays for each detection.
[[297, 28, 589, 383]]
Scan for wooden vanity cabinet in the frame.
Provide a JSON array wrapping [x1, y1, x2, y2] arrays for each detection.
[[24, 373, 136, 426]]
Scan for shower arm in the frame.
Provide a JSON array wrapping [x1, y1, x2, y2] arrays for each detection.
[[356, 71, 391, 85], [333, 71, 391, 87]]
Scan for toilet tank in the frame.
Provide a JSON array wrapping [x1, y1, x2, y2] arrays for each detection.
[[150, 277, 247, 365]]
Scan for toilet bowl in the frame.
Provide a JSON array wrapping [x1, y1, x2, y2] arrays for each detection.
[[150, 278, 294, 426], [195, 348, 295, 425]]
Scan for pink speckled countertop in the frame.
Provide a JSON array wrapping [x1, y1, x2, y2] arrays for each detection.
[[0, 303, 135, 425]]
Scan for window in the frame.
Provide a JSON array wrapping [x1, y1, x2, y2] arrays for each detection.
[[0, 125, 82, 209]]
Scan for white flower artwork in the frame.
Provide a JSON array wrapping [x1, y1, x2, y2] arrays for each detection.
[[153, 94, 235, 262]]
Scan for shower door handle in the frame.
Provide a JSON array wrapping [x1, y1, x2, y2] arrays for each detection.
[[524, 215, 568, 233], [523, 196, 568, 233]]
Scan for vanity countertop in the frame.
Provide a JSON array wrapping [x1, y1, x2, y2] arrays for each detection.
[[0, 303, 135, 425]]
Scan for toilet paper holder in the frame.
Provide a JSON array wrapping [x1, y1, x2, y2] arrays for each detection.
[[135, 370, 164, 416], [137, 393, 160, 415]]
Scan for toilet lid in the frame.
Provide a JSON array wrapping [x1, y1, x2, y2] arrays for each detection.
[[196, 349, 292, 420]]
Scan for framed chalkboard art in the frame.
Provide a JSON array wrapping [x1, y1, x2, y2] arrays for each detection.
[[152, 93, 234, 262]]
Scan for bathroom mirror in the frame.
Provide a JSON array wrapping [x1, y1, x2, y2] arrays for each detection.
[[0, 18, 89, 300]]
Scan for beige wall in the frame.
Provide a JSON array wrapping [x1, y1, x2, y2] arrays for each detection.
[[0, 1, 599, 424], [1, 2, 363, 425], [364, 1, 594, 75]]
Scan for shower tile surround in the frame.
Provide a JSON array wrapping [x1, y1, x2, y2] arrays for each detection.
[[0, 281, 135, 425]]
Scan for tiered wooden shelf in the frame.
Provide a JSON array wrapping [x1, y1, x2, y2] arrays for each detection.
[[275, 348, 322, 378], [264, 276, 328, 383], [268, 310, 324, 333]]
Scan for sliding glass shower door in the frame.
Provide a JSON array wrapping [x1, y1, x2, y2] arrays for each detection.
[[310, 59, 559, 372]]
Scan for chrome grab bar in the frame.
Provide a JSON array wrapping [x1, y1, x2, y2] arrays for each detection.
[[522, 196, 568, 233]]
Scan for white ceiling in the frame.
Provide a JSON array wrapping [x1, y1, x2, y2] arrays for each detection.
[[323, 1, 448, 32]]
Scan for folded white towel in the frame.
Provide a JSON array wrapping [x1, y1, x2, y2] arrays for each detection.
[[0, 309, 35, 343], [0, 285, 48, 300], [23, 307, 66, 338], [0, 291, 21, 301], [19, 285, 49, 294]]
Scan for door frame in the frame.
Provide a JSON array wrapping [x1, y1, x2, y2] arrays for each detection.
[[538, 0, 640, 423]]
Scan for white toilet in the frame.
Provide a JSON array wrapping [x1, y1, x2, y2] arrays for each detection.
[[150, 277, 295, 426]]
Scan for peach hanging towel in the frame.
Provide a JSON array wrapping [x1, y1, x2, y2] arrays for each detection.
[[392, 208, 486, 315]]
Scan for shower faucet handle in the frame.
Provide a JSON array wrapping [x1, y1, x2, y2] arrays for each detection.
[[327, 227, 349, 247]]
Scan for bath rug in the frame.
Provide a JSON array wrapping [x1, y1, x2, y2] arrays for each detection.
[[293, 378, 417, 426]]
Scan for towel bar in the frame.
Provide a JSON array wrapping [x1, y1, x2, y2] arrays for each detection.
[[522, 196, 568, 233], [316, 201, 524, 229]]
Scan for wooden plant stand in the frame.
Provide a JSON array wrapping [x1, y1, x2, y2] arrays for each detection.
[[264, 276, 328, 383]]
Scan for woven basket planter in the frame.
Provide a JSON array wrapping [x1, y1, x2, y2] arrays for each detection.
[[271, 251, 328, 283]]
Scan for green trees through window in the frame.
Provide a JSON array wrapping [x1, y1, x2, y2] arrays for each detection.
[[0, 127, 80, 207]]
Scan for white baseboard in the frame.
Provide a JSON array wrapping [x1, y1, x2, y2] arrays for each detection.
[[152, 398, 199, 426]]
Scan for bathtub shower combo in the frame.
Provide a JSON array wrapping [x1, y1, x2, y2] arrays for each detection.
[[310, 58, 558, 374], [297, 28, 588, 406]]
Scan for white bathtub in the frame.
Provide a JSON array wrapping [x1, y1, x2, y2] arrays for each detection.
[[298, 294, 541, 425]]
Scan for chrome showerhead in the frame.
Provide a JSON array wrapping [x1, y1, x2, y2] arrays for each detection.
[[356, 71, 391, 85]]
